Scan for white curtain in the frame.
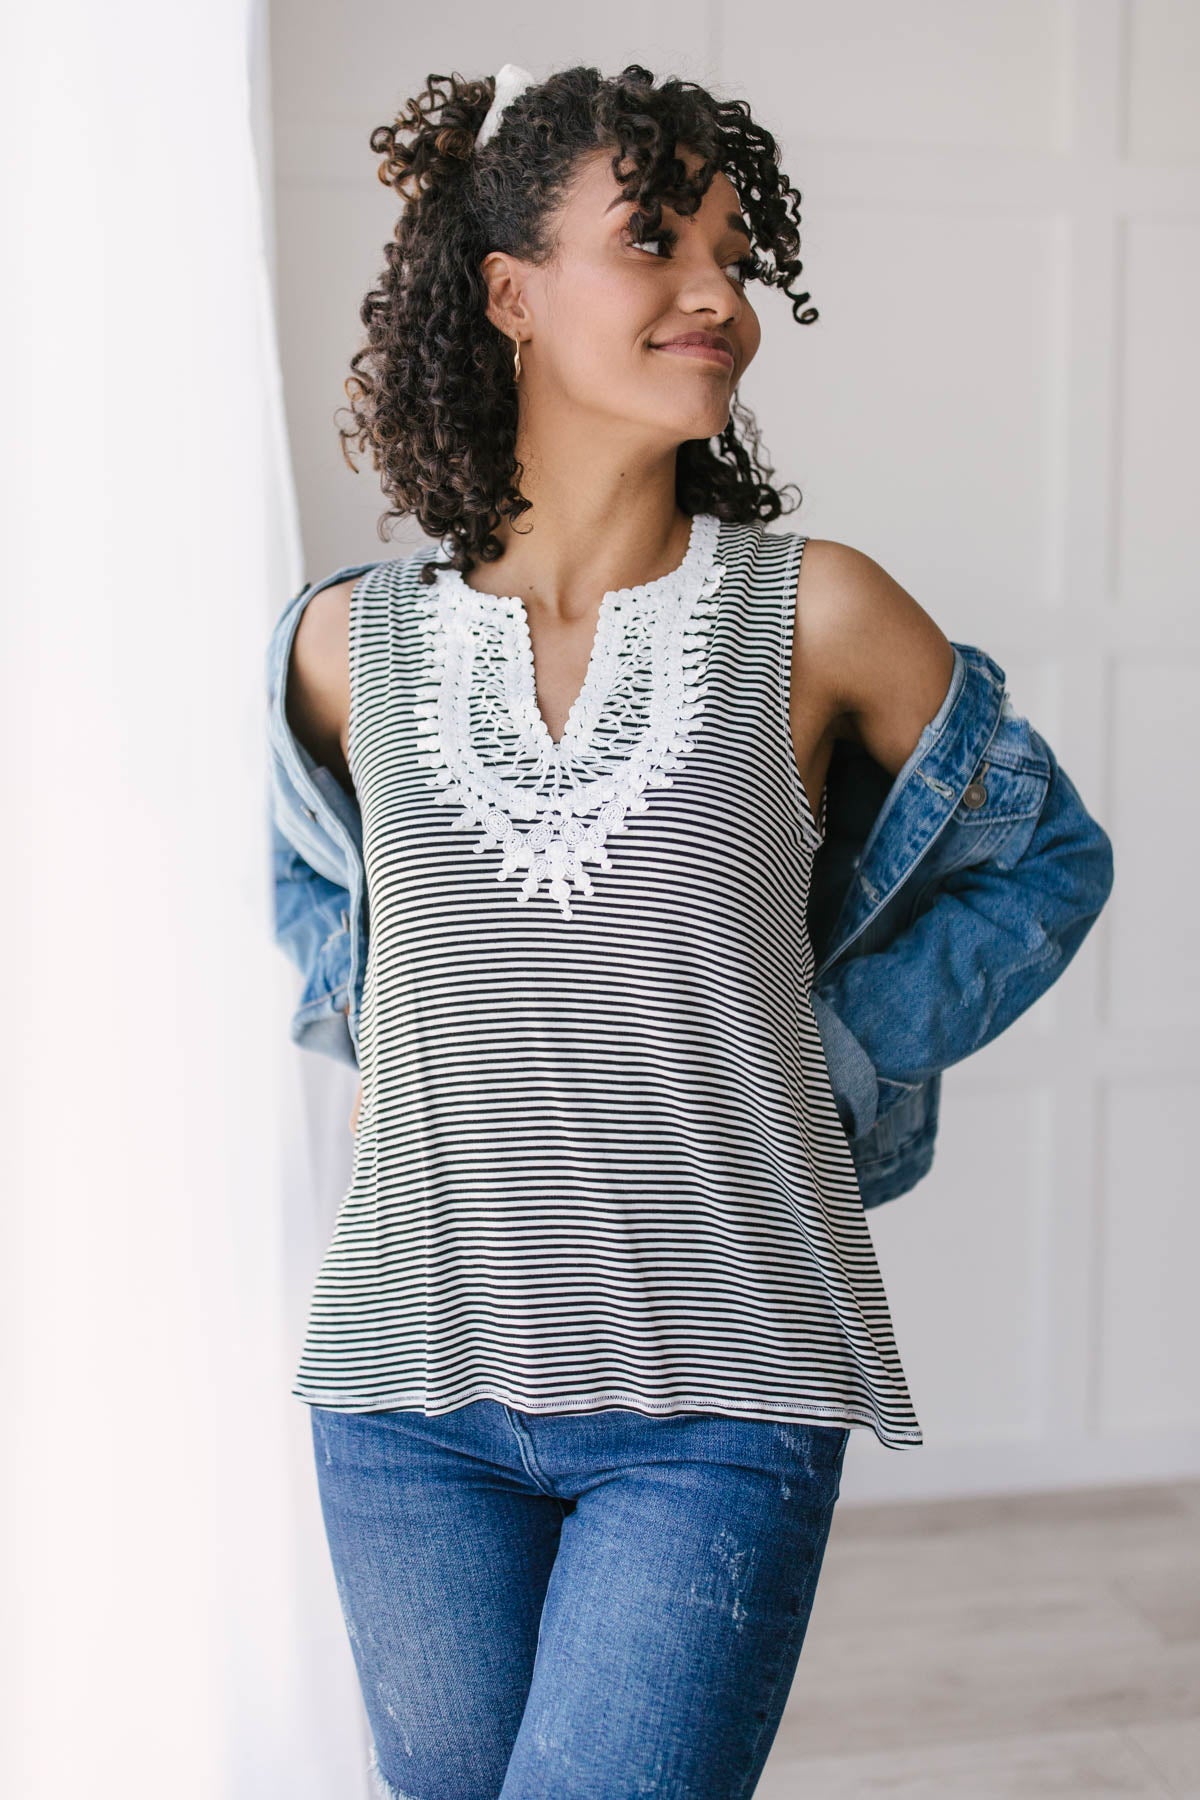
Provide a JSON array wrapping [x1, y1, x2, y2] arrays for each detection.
[[4, 3, 366, 1794]]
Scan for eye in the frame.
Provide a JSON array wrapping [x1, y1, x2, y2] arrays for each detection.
[[623, 219, 756, 285], [624, 221, 677, 258]]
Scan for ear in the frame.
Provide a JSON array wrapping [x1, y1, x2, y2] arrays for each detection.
[[479, 249, 531, 341]]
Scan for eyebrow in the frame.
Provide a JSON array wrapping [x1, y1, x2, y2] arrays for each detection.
[[605, 196, 752, 242]]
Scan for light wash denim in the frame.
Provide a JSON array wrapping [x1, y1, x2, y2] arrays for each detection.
[[266, 559, 1114, 1208], [310, 1400, 850, 1800]]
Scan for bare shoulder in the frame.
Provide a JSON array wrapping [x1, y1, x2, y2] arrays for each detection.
[[284, 577, 357, 791], [791, 536, 956, 778]]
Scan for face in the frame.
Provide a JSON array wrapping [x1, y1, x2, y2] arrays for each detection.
[[483, 146, 762, 445]]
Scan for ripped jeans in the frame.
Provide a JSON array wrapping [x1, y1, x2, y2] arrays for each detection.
[[309, 1400, 850, 1800]]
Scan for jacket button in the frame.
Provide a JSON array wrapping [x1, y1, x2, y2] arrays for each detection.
[[962, 780, 987, 809]]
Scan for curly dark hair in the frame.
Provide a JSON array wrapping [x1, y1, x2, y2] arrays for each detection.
[[334, 63, 818, 582]]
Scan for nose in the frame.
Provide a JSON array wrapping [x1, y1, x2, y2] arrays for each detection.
[[682, 283, 740, 328], [678, 264, 743, 326]]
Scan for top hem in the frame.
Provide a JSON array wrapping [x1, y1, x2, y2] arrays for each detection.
[[293, 1382, 925, 1450]]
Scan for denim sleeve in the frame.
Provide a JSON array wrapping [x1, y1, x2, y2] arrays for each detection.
[[269, 811, 358, 1065], [811, 728, 1114, 1102]]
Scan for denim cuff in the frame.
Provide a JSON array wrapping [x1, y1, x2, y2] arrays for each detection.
[[290, 992, 359, 1067], [809, 986, 879, 1139]]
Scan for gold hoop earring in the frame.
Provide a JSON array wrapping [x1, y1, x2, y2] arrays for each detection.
[[512, 336, 522, 381]]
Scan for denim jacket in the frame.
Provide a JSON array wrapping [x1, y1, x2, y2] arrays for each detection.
[[265, 559, 1115, 1210]]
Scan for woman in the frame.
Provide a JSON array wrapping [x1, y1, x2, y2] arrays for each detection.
[[278, 62, 996, 1799]]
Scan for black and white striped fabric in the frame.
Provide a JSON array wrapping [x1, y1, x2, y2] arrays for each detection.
[[294, 512, 923, 1451]]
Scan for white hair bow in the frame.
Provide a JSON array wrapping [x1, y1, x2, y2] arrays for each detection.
[[475, 63, 535, 150]]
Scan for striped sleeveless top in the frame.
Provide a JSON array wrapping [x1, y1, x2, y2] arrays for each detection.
[[293, 511, 924, 1451]]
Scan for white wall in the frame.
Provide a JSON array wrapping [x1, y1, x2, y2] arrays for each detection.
[[267, 0, 1199, 1501]]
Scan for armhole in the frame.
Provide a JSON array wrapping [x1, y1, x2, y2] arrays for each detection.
[[346, 564, 385, 787], [778, 532, 827, 850]]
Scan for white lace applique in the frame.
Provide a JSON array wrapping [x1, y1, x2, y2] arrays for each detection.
[[412, 511, 725, 919]]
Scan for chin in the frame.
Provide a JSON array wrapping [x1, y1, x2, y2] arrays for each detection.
[[667, 404, 733, 438]]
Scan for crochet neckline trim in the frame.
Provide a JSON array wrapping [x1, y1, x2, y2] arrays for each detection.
[[413, 511, 726, 918], [433, 510, 716, 754]]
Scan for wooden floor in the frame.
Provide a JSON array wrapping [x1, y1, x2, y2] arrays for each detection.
[[759, 1478, 1200, 1798]]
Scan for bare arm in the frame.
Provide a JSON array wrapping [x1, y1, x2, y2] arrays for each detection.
[[286, 576, 360, 1124], [788, 539, 957, 825], [787, 540, 1113, 1139], [284, 577, 357, 796]]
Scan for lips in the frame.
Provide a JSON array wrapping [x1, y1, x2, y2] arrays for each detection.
[[650, 332, 734, 368]]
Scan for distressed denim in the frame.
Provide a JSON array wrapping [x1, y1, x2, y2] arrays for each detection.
[[310, 1400, 850, 1800]]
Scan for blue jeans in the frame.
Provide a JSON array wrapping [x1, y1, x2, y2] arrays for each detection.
[[310, 1400, 850, 1799]]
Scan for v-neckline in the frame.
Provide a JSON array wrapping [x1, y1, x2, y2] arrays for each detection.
[[435, 510, 709, 756], [413, 512, 727, 917]]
